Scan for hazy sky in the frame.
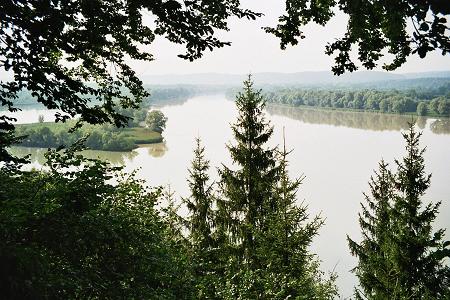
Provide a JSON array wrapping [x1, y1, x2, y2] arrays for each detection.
[[129, 0, 450, 76], [0, 1, 448, 80]]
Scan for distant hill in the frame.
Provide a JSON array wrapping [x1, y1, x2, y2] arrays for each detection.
[[402, 71, 450, 79], [140, 71, 450, 87]]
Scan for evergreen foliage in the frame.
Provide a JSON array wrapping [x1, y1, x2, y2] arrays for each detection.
[[348, 160, 396, 299], [260, 134, 338, 299], [218, 76, 337, 298], [183, 138, 220, 298], [185, 138, 215, 248], [390, 126, 449, 298], [348, 124, 450, 299], [2, 0, 449, 294], [218, 76, 279, 267], [5, 75, 450, 299]]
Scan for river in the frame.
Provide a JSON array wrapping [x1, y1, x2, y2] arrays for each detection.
[[9, 94, 450, 298]]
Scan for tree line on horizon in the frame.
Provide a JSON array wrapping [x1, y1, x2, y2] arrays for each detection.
[[263, 87, 450, 117], [1, 78, 448, 299], [3, 86, 195, 111]]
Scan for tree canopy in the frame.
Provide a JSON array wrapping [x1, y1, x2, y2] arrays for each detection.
[[2, 0, 448, 126], [146, 110, 168, 134], [0, 142, 193, 299], [266, 0, 449, 74], [0, 0, 260, 122]]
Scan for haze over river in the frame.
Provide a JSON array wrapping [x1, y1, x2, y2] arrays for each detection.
[[10, 94, 450, 298]]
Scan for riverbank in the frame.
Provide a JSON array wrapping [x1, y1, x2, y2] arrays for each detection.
[[266, 102, 450, 119]]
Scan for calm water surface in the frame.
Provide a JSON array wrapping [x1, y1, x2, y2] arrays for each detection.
[[10, 95, 450, 298]]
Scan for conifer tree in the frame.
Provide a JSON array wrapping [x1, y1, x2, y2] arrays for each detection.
[[218, 80, 337, 298], [349, 124, 450, 299], [261, 132, 337, 299], [218, 75, 279, 266], [389, 125, 449, 298], [161, 185, 185, 241], [347, 160, 396, 299], [183, 137, 218, 298], [184, 137, 215, 250]]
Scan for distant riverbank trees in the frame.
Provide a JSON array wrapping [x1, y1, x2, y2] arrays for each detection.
[[8, 86, 196, 111], [262, 88, 450, 117]]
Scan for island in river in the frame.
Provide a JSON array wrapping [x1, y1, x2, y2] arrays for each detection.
[[15, 121, 163, 152]]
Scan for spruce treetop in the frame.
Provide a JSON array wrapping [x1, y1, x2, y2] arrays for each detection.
[[349, 124, 450, 299]]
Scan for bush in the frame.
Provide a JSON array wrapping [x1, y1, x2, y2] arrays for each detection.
[[0, 146, 193, 299]]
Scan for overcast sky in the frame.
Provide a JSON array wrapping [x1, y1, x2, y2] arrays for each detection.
[[129, 0, 450, 76]]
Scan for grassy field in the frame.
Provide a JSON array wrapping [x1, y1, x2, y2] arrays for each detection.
[[119, 127, 163, 144]]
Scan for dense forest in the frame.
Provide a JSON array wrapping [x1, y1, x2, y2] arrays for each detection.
[[347, 77, 450, 91], [262, 84, 450, 116]]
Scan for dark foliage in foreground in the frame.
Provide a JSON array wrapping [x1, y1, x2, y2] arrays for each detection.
[[0, 142, 192, 299], [267, 0, 449, 74]]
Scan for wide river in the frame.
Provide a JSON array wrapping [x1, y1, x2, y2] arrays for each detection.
[[10, 94, 450, 298]]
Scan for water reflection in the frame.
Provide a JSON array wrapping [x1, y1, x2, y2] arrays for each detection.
[[9, 145, 168, 166], [266, 105, 450, 134], [9, 147, 49, 166], [430, 119, 450, 135], [144, 142, 168, 158]]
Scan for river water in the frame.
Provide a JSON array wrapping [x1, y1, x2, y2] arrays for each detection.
[[9, 94, 450, 298]]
